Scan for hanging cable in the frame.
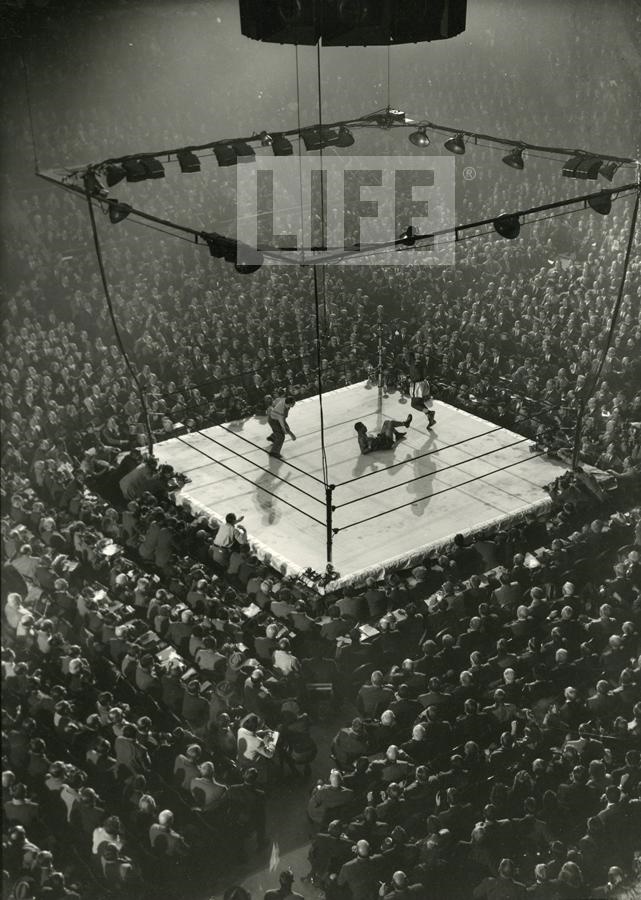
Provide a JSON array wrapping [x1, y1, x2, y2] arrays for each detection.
[[315, 40, 327, 255], [313, 266, 330, 487], [83, 180, 154, 455], [311, 36, 330, 489], [294, 44, 306, 266], [571, 177, 640, 469], [21, 50, 40, 174], [386, 44, 391, 111]]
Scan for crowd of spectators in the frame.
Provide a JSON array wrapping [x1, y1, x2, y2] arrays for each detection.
[[2, 2, 641, 898], [2, 428, 641, 899], [303, 501, 641, 898]]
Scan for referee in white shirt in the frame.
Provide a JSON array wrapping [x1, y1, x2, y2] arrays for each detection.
[[268, 395, 296, 458]]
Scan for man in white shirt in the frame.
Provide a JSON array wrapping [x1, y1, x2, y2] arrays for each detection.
[[268, 395, 296, 459], [213, 512, 244, 549]]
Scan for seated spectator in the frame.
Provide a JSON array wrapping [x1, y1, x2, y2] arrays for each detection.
[[149, 809, 189, 858]]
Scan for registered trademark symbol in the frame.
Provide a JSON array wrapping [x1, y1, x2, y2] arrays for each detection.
[[463, 167, 477, 180]]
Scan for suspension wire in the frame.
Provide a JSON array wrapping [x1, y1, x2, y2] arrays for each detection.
[[315, 40, 327, 254], [337, 452, 546, 533], [589, 185, 639, 389], [335, 435, 533, 510], [312, 37, 330, 489], [192, 426, 325, 495], [20, 49, 40, 174], [386, 44, 391, 111], [83, 182, 154, 455], [572, 179, 641, 470], [313, 267, 330, 487], [572, 180, 640, 469], [336, 399, 564, 487], [175, 437, 325, 526], [294, 43, 306, 266]]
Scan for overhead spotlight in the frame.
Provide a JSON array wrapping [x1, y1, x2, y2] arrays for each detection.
[[235, 260, 263, 275], [83, 171, 108, 199], [588, 190, 612, 215], [202, 231, 263, 274], [176, 150, 201, 173], [271, 133, 294, 156], [335, 126, 355, 148], [493, 214, 521, 240], [140, 157, 165, 179], [301, 127, 338, 151], [444, 133, 466, 155], [599, 161, 619, 182], [562, 154, 602, 179], [369, 108, 408, 127], [214, 144, 237, 167], [258, 131, 273, 146], [233, 141, 256, 163], [400, 225, 420, 246], [108, 202, 132, 224], [122, 159, 147, 182], [502, 147, 524, 170], [409, 126, 430, 148], [104, 164, 126, 187]]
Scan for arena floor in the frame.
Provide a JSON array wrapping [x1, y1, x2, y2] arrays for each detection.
[[155, 383, 568, 588]]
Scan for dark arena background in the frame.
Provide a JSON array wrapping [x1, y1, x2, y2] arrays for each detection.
[[1, 2, 641, 899]]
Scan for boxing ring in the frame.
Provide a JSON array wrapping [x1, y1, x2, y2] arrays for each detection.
[[154, 382, 568, 591]]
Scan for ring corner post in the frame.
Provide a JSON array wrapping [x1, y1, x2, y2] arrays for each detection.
[[325, 484, 335, 566]]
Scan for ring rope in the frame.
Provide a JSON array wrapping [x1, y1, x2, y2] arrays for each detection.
[[335, 400, 562, 487], [175, 436, 326, 525], [211, 421, 326, 486], [334, 434, 533, 510], [335, 451, 546, 533], [187, 431, 326, 504]]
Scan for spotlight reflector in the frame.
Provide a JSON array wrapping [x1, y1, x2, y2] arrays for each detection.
[[493, 214, 520, 240], [502, 147, 524, 170], [108, 202, 132, 224], [235, 261, 263, 275], [301, 127, 339, 151], [105, 164, 126, 187], [202, 231, 263, 274], [562, 155, 602, 179], [177, 150, 201, 173], [233, 142, 256, 163], [444, 133, 465, 155], [272, 133, 294, 156], [588, 190, 612, 215], [335, 126, 355, 148], [214, 144, 237, 167], [122, 159, 147, 182], [409, 126, 430, 148], [140, 157, 165, 179], [599, 161, 619, 182]]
